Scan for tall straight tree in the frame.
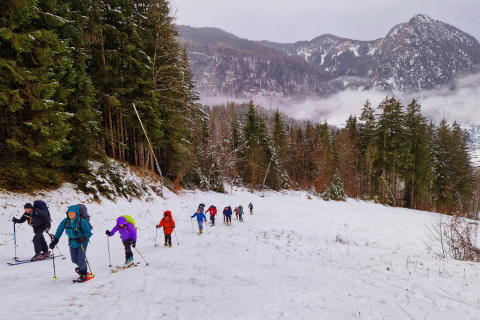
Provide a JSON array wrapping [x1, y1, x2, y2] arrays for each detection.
[[376, 97, 406, 205], [402, 99, 433, 209], [358, 100, 378, 198], [55, 0, 100, 174]]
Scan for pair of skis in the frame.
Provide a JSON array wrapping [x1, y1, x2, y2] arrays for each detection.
[[110, 262, 140, 273], [7, 255, 64, 266]]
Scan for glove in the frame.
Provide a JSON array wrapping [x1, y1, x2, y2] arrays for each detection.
[[204, 220, 207, 222], [105, 230, 110, 236], [49, 238, 59, 249], [156, 225, 160, 229], [77, 235, 87, 243], [191, 216, 193, 218], [172, 226, 175, 229], [132, 241, 136, 248], [12, 217, 18, 223]]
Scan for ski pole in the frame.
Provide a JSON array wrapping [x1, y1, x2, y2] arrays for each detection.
[[191, 217, 195, 233], [13, 222, 18, 260], [173, 229, 180, 245], [55, 245, 65, 259], [52, 248, 57, 280], [48, 233, 65, 259], [155, 227, 158, 247], [204, 220, 209, 234], [80, 243, 93, 274], [107, 236, 112, 267], [133, 247, 149, 265]]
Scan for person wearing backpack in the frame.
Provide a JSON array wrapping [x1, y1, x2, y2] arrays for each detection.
[[248, 202, 253, 215], [223, 206, 232, 226], [191, 208, 207, 234], [205, 205, 217, 226], [12, 202, 51, 261], [238, 205, 244, 222], [156, 211, 175, 247], [106, 216, 137, 267], [49, 205, 92, 281]]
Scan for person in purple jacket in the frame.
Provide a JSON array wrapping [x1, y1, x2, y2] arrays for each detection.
[[106, 216, 137, 267]]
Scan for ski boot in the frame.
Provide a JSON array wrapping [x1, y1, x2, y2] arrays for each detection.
[[31, 252, 43, 261]]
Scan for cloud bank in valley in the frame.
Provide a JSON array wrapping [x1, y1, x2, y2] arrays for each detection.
[[278, 72, 480, 127]]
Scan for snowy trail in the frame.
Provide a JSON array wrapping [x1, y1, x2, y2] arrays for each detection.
[[2, 186, 480, 319]]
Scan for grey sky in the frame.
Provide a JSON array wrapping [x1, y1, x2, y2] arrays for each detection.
[[170, 0, 480, 43]]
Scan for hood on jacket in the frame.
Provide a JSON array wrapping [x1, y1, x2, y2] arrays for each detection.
[[116, 216, 127, 226], [66, 205, 80, 219], [164, 210, 172, 218]]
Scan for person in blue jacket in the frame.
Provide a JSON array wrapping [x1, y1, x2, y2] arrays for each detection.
[[49, 205, 92, 281], [191, 208, 207, 234], [226, 206, 233, 226]]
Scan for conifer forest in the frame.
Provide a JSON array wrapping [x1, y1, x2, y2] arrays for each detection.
[[1, 0, 479, 216]]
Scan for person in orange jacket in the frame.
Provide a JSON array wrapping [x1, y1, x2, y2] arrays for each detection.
[[156, 210, 175, 247]]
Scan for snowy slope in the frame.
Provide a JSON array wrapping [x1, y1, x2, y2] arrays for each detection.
[[1, 184, 480, 320]]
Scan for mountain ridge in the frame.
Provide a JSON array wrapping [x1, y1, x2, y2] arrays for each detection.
[[178, 14, 480, 102]]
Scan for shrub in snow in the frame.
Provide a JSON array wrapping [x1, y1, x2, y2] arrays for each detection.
[[427, 215, 480, 262]]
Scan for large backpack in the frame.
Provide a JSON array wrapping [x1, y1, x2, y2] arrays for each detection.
[[33, 200, 51, 221], [122, 215, 137, 231], [65, 204, 92, 231]]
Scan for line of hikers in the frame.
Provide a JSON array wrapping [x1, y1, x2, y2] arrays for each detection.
[[191, 202, 254, 232], [11, 201, 253, 282]]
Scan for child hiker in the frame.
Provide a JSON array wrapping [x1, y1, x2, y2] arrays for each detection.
[[191, 208, 207, 234], [106, 216, 137, 268], [157, 211, 175, 247], [49, 205, 92, 282]]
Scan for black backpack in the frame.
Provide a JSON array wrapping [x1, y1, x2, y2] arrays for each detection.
[[65, 204, 93, 231], [33, 200, 51, 221]]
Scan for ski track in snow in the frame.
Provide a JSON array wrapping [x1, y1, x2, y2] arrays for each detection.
[[1, 184, 480, 319]]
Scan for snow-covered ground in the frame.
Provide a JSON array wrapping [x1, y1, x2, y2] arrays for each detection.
[[1, 183, 480, 320]]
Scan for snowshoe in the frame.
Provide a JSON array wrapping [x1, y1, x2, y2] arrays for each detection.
[[73, 272, 94, 283]]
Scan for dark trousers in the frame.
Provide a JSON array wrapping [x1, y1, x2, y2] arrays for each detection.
[[226, 215, 231, 223], [239, 213, 243, 222], [210, 215, 215, 225], [70, 243, 88, 273], [33, 231, 48, 254], [164, 234, 172, 245], [123, 240, 133, 259]]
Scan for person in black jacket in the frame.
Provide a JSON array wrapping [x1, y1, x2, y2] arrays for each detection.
[[12, 203, 51, 261]]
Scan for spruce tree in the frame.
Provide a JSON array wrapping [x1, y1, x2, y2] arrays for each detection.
[[0, 0, 72, 189], [402, 99, 433, 209]]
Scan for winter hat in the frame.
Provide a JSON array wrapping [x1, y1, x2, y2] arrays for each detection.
[[24, 203, 33, 209], [116, 216, 127, 226], [66, 205, 80, 214]]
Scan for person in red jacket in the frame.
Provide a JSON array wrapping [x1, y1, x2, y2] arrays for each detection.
[[156, 210, 175, 247], [205, 205, 217, 226]]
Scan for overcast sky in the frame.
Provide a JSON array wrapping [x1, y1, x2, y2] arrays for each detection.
[[170, 0, 480, 43]]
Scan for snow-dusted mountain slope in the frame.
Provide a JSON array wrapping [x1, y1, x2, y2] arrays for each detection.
[[179, 14, 480, 101], [1, 183, 479, 320]]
